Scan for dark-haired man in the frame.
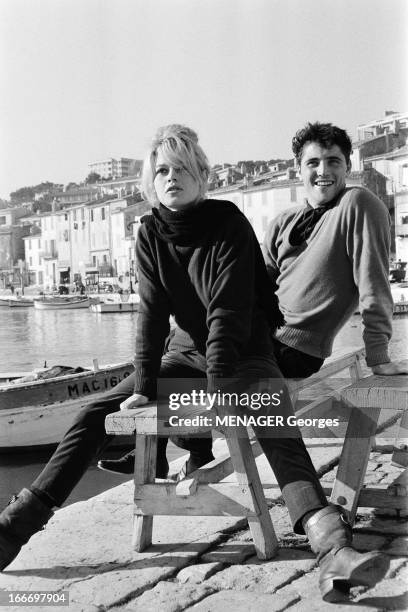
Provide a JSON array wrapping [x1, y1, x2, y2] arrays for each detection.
[[263, 121, 407, 377]]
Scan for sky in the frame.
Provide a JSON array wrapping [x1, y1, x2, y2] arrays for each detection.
[[0, 0, 407, 200]]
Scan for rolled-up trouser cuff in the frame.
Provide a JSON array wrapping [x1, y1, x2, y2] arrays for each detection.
[[282, 480, 328, 534]]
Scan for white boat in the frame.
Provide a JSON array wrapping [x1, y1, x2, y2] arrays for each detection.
[[90, 301, 138, 313], [0, 362, 134, 449], [0, 297, 34, 308], [34, 296, 91, 310]]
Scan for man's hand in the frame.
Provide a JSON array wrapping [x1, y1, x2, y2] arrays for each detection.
[[371, 361, 408, 375], [120, 393, 149, 410]]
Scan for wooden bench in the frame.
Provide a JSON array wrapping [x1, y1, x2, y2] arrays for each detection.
[[105, 347, 382, 559]]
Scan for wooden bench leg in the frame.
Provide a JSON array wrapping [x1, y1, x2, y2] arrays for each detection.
[[349, 355, 364, 383], [330, 405, 381, 523], [132, 434, 157, 551], [221, 420, 278, 560], [391, 409, 408, 468]]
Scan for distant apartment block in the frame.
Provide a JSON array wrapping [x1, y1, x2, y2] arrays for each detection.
[[356, 111, 408, 142], [88, 157, 143, 179]]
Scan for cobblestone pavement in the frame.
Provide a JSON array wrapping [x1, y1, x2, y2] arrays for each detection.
[[0, 443, 407, 611]]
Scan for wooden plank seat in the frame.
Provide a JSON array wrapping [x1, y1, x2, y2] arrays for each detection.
[[105, 346, 382, 559]]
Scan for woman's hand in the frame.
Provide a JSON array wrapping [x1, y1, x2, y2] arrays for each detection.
[[120, 393, 149, 410]]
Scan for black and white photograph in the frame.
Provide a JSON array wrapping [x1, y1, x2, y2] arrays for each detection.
[[0, 0, 407, 609]]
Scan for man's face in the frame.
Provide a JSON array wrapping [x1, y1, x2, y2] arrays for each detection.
[[299, 142, 350, 208]]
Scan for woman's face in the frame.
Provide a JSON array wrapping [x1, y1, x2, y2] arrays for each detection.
[[153, 150, 200, 210]]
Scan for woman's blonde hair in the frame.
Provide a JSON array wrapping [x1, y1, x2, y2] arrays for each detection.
[[142, 124, 210, 205]]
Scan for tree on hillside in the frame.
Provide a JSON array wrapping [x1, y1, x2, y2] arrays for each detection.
[[85, 172, 101, 184], [32, 200, 52, 214], [10, 181, 61, 204], [10, 186, 36, 203]]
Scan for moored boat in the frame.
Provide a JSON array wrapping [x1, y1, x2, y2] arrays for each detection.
[[0, 361, 134, 449], [0, 297, 34, 307], [34, 296, 91, 310], [90, 300, 138, 313]]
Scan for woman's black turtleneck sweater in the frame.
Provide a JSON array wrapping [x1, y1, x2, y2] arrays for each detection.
[[133, 199, 283, 398]]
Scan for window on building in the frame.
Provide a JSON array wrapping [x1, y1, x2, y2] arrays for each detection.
[[81, 208, 85, 220], [64, 213, 68, 221], [103, 254, 107, 263], [73, 209, 77, 221], [0, 216, 6, 225], [29, 239, 32, 250], [38, 271, 43, 285], [101, 207, 105, 220], [92, 255, 97, 266], [29, 256, 33, 266], [91, 210, 94, 222]]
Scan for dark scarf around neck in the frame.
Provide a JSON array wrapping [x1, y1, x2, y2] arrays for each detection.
[[141, 199, 243, 246], [289, 190, 345, 246]]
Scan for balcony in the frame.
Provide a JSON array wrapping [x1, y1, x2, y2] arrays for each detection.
[[39, 248, 58, 260]]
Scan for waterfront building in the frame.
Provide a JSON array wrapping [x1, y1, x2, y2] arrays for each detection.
[[110, 200, 152, 282], [38, 210, 59, 289], [210, 179, 304, 241], [0, 207, 31, 289], [395, 189, 408, 263], [22, 230, 43, 287], [351, 111, 408, 258]]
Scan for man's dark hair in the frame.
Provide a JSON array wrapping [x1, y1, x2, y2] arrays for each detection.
[[292, 122, 352, 166]]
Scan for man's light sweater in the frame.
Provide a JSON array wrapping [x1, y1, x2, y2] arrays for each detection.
[[262, 187, 393, 367]]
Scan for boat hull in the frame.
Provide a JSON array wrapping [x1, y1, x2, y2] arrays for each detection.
[[0, 363, 135, 449], [90, 302, 138, 313], [0, 299, 34, 307], [34, 298, 90, 310]]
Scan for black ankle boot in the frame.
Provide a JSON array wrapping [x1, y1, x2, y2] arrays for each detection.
[[0, 489, 54, 571], [98, 448, 169, 478], [98, 451, 135, 475], [304, 505, 390, 602]]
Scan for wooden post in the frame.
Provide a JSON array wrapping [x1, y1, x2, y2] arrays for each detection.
[[132, 434, 157, 551], [331, 404, 381, 523], [218, 405, 278, 560]]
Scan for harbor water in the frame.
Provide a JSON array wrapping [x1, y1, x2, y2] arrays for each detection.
[[0, 306, 407, 508]]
